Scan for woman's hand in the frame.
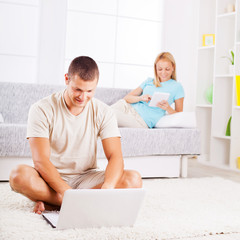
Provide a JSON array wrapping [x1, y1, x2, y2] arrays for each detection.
[[157, 97, 184, 114], [156, 100, 171, 111], [140, 94, 151, 103]]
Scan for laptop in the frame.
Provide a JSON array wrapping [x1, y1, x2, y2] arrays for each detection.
[[42, 188, 145, 229]]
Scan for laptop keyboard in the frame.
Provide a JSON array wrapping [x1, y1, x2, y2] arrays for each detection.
[[42, 211, 59, 228]]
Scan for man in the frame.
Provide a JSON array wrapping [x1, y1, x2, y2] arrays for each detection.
[[10, 56, 142, 214]]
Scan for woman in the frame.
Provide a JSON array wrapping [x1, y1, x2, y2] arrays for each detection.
[[111, 52, 184, 128]]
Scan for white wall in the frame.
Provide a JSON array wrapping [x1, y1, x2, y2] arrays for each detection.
[[65, 0, 164, 88], [162, 0, 199, 111], [0, 0, 199, 111], [0, 0, 164, 88], [0, 0, 39, 83], [37, 0, 67, 84]]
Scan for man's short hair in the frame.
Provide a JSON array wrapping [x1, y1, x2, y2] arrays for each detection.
[[68, 56, 99, 81]]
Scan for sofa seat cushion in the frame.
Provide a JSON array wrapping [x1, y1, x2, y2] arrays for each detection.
[[0, 113, 4, 123], [0, 124, 30, 157], [1, 125, 201, 158], [97, 127, 201, 158]]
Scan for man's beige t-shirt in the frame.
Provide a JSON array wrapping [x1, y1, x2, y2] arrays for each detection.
[[27, 90, 121, 177]]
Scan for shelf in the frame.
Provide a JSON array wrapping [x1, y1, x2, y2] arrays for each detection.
[[212, 135, 231, 140], [198, 46, 215, 50], [217, 12, 236, 18], [196, 104, 212, 108], [215, 74, 234, 78], [197, 0, 239, 171], [210, 136, 231, 165]]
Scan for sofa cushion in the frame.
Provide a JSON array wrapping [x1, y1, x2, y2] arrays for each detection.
[[0, 124, 30, 157], [0, 113, 4, 123], [0, 82, 65, 124], [155, 112, 196, 128], [0, 82, 131, 124], [95, 87, 131, 105], [97, 127, 201, 158], [0, 125, 201, 158]]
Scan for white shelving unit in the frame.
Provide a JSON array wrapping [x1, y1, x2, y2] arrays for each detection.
[[196, 0, 240, 171]]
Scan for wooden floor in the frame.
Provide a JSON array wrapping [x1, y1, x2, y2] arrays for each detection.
[[187, 157, 240, 182]]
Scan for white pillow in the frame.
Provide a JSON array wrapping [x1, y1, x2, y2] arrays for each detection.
[[0, 113, 3, 123], [155, 112, 196, 128]]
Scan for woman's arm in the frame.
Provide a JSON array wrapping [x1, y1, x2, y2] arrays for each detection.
[[124, 87, 151, 104], [157, 97, 184, 114]]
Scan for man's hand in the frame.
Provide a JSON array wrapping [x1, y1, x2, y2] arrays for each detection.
[[58, 187, 71, 201], [101, 183, 115, 189]]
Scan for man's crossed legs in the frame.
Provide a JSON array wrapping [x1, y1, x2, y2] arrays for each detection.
[[9, 165, 142, 214]]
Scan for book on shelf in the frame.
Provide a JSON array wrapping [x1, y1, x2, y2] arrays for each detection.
[[236, 76, 240, 106]]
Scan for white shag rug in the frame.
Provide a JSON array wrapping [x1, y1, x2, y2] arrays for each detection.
[[1, 177, 240, 240]]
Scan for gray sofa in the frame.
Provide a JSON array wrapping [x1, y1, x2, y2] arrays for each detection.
[[0, 82, 201, 180]]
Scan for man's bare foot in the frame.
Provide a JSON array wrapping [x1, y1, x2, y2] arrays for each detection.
[[33, 201, 60, 215], [34, 201, 45, 215]]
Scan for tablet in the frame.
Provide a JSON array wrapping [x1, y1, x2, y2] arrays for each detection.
[[149, 92, 170, 107]]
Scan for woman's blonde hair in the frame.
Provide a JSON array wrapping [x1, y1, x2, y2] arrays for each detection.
[[153, 52, 177, 87]]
